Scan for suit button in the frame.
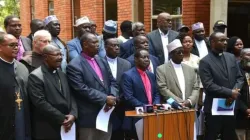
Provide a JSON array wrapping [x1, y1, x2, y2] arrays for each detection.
[[12, 124, 15, 127]]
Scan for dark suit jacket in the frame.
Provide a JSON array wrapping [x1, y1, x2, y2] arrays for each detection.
[[67, 55, 118, 128], [0, 60, 31, 140], [28, 64, 77, 139], [147, 29, 179, 64], [20, 36, 32, 51], [199, 52, 244, 113], [27, 33, 33, 49], [191, 38, 211, 57], [119, 38, 134, 59], [105, 57, 131, 130], [120, 67, 160, 130], [126, 54, 160, 74]]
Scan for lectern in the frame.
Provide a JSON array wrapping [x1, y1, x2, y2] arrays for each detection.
[[125, 109, 195, 140]]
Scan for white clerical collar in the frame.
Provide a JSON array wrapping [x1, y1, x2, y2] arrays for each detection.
[[158, 28, 169, 36], [106, 56, 117, 63], [0, 57, 14, 64], [170, 59, 182, 68]]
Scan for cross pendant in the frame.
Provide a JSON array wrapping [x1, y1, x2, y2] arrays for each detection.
[[15, 92, 23, 110]]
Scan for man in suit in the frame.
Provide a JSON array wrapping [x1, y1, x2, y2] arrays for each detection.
[[44, 15, 68, 73], [199, 32, 244, 140], [120, 22, 145, 59], [28, 44, 77, 140], [104, 37, 131, 140], [147, 12, 179, 64], [156, 39, 199, 106], [67, 33, 118, 140], [126, 35, 160, 74], [121, 48, 160, 139], [67, 16, 91, 61], [191, 22, 210, 59], [27, 19, 45, 44], [20, 30, 51, 73], [4, 15, 32, 61], [0, 33, 31, 140], [235, 48, 250, 140]]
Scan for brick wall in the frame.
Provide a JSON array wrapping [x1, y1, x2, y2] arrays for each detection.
[[182, 0, 210, 36], [20, 0, 31, 36], [54, 0, 72, 42], [117, 0, 132, 36], [144, 0, 151, 33], [34, 0, 48, 20], [80, 0, 104, 35]]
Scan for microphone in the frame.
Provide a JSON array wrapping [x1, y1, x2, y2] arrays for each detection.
[[167, 98, 183, 110]]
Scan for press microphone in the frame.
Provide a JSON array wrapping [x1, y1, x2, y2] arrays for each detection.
[[167, 98, 183, 110]]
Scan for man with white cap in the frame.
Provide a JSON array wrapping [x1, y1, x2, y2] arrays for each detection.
[[191, 22, 210, 59], [98, 20, 117, 58], [44, 15, 68, 73], [156, 39, 199, 107], [67, 16, 91, 61]]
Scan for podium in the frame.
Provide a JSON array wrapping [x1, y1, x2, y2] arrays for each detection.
[[125, 109, 195, 140]]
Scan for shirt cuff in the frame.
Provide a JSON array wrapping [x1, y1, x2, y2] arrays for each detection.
[[187, 99, 192, 106]]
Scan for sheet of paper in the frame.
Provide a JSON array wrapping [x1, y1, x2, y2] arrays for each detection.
[[60, 122, 76, 140], [96, 104, 115, 132], [135, 119, 143, 140], [211, 98, 235, 116]]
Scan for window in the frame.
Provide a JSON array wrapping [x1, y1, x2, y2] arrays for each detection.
[[48, 0, 54, 15], [151, 0, 182, 31], [104, 0, 117, 21]]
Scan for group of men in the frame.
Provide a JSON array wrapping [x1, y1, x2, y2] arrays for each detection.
[[0, 11, 249, 140]]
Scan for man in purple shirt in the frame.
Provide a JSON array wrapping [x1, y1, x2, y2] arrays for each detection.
[[67, 33, 118, 140], [4, 15, 31, 60]]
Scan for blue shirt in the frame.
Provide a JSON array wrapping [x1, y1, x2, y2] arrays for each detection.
[[97, 35, 106, 58], [67, 37, 82, 61], [52, 37, 67, 73]]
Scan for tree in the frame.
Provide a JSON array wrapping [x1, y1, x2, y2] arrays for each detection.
[[0, 0, 20, 28]]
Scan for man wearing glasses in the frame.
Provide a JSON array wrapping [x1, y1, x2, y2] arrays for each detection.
[[20, 30, 51, 73], [0, 33, 31, 140]]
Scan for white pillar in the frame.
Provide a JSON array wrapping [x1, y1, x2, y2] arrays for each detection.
[[210, 0, 228, 34]]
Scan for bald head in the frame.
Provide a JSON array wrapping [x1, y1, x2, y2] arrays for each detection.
[[241, 48, 250, 57], [157, 12, 172, 34], [43, 44, 60, 54]]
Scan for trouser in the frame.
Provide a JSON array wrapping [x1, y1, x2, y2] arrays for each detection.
[[204, 113, 237, 140], [78, 124, 112, 140]]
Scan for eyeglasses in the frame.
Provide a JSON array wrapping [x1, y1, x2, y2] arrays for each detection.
[[39, 40, 51, 44], [8, 43, 18, 48]]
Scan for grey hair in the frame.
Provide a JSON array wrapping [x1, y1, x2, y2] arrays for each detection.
[[33, 29, 52, 42], [132, 22, 144, 31]]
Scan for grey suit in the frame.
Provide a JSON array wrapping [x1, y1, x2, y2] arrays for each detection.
[[156, 62, 199, 105], [147, 29, 179, 64], [20, 36, 32, 51]]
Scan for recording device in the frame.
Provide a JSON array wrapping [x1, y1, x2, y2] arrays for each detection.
[[167, 98, 183, 110], [144, 105, 154, 113], [154, 104, 165, 110], [162, 104, 171, 110], [135, 107, 144, 114]]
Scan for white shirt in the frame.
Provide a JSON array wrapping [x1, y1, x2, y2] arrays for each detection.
[[118, 35, 132, 43], [171, 60, 185, 100], [159, 29, 169, 63], [149, 60, 154, 73], [106, 56, 118, 79], [194, 39, 208, 59]]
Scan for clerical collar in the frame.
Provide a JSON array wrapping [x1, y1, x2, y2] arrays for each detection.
[[106, 56, 117, 63], [212, 51, 223, 57], [0, 57, 14, 64], [170, 59, 182, 68]]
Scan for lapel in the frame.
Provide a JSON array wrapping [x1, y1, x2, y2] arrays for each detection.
[[182, 64, 189, 96], [95, 56, 108, 88], [168, 62, 182, 96], [41, 64, 64, 97], [57, 71, 67, 98], [80, 55, 106, 88], [20, 37, 31, 51], [167, 30, 175, 43], [208, 53, 227, 76], [116, 58, 122, 80], [146, 71, 154, 96], [133, 68, 147, 98], [155, 30, 164, 52], [223, 53, 232, 84]]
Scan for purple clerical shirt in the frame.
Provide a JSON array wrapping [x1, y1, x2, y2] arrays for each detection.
[[17, 38, 25, 61], [82, 53, 103, 82]]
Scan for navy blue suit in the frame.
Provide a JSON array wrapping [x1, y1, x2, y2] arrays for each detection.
[[120, 67, 160, 131], [66, 55, 118, 128], [119, 39, 134, 59], [126, 54, 160, 74]]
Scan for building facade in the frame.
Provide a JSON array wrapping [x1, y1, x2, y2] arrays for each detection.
[[20, 0, 250, 47]]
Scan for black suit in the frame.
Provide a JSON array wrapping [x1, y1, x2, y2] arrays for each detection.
[[191, 38, 211, 57], [147, 29, 178, 64], [105, 57, 131, 140], [27, 34, 33, 49], [28, 64, 77, 140], [199, 52, 244, 140]]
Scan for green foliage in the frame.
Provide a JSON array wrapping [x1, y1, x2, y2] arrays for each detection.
[[0, 0, 20, 28]]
